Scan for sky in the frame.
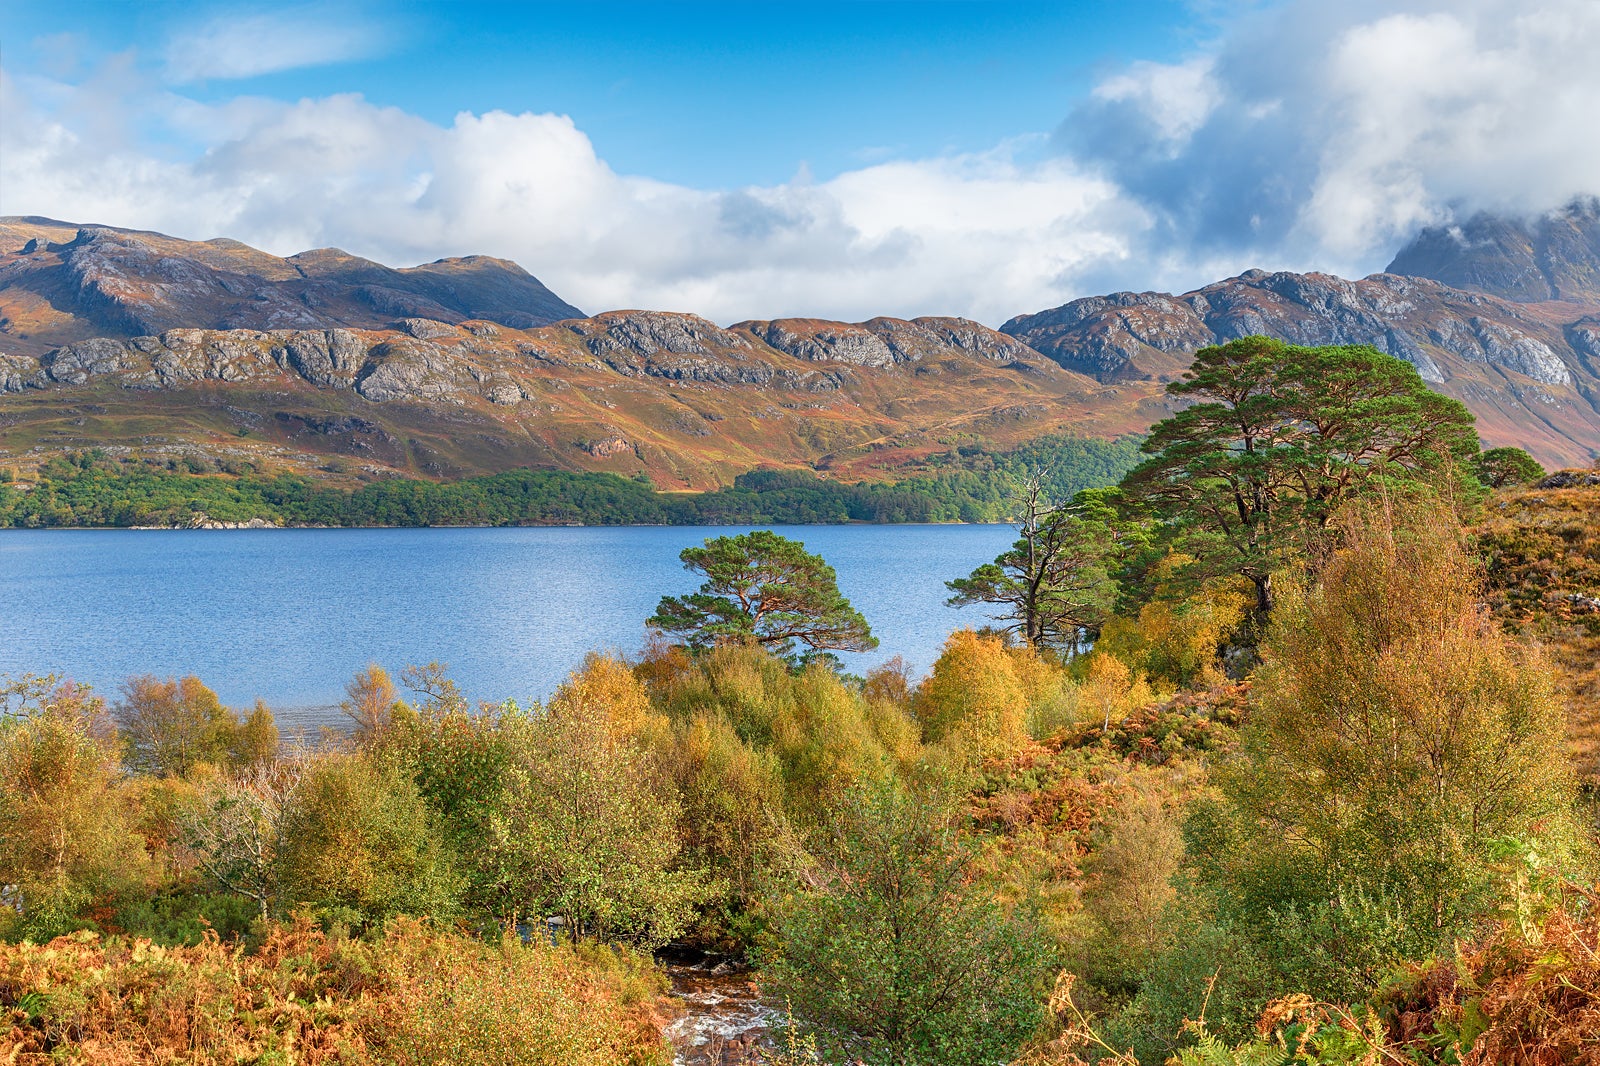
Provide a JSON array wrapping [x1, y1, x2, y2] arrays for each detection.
[[2, 0, 1598, 325]]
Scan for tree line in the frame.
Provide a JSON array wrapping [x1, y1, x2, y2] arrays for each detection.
[[0, 436, 1143, 529]]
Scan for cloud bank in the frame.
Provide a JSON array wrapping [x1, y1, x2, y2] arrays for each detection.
[[3, 0, 1598, 324]]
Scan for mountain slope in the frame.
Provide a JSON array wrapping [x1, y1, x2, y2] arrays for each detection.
[[5, 214, 1600, 487], [0, 308, 1160, 488], [1002, 268, 1600, 468], [0, 218, 583, 358]]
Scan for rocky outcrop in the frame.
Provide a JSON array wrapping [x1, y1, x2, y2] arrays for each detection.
[[559, 311, 847, 389], [1386, 197, 1600, 303], [278, 329, 370, 388], [996, 292, 1212, 381], [735, 316, 1040, 369], [0, 353, 36, 392], [742, 319, 899, 368], [1003, 269, 1583, 389], [1538, 471, 1600, 489], [353, 337, 479, 403], [0, 308, 1011, 403]]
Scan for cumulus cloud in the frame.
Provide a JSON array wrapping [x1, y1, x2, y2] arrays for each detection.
[[2, 0, 1598, 323], [1064, 0, 1600, 283], [163, 7, 390, 82], [0, 73, 1145, 323]]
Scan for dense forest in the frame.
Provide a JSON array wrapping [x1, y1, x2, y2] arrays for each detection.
[[0, 436, 1143, 528], [3, 340, 1599, 1066]]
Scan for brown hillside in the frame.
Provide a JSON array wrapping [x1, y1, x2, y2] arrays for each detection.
[[0, 313, 1160, 488], [1475, 472, 1600, 782], [6, 216, 1600, 483]]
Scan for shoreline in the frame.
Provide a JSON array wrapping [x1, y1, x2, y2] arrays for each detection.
[[0, 517, 1003, 532]]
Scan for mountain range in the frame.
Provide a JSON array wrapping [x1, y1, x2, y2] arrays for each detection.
[[2, 201, 1598, 487]]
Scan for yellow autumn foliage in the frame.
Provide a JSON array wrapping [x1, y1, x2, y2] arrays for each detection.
[[915, 630, 1078, 752], [550, 652, 668, 748]]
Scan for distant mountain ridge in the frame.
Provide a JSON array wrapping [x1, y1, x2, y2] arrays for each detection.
[[0, 217, 583, 358], [2, 211, 1598, 485], [0, 222, 1149, 487]]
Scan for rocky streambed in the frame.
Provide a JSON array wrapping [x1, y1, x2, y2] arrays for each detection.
[[662, 951, 779, 1066]]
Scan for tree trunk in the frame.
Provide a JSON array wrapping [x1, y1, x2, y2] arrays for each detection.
[[1252, 572, 1274, 616]]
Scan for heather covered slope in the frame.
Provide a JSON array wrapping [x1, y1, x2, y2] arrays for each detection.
[[0, 309, 1155, 489], [1476, 472, 1600, 783]]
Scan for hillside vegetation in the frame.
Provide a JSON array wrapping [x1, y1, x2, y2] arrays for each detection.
[[5, 488, 1596, 1064], [0, 436, 1143, 527], [6, 340, 1599, 1065]]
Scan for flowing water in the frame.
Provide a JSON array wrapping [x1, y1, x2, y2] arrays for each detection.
[[664, 953, 778, 1066]]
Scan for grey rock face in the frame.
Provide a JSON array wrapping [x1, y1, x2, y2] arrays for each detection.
[[738, 315, 1041, 371], [1387, 197, 1600, 302], [561, 311, 847, 388], [1003, 269, 1580, 389], [42, 337, 142, 384], [571, 311, 756, 361], [0, 353, 37, 392], [152, 329, 280, 386], [354, 337, 477, 403], [397, 318, 462, 340], [1565, 317, 1600, 372], [1001, 292, 1213, 378], [273, 329, 370, 388], [1538, 471, 1600, 489], [485, 382, 526, 405], [1466, 320, 1572, 386], [753, 322, 897, 367], [915, 316, 1036, 363]]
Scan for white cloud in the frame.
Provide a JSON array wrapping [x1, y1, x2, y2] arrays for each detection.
[[2, 0, 1598, 324], [1091, 57, 1220, 151], [1066, 0, 1600, 282], [0, 76, 1146, 324], [163, 7, 389, 83]]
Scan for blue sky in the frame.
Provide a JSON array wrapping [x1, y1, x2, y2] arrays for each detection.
[[3, 0, 1597, 323], [2, 1, 1210, 185]]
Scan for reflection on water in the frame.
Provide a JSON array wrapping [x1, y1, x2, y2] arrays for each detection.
[[0, 524, 1016, 730]]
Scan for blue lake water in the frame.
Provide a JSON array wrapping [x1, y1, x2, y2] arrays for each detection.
[[0, 525, 1018, 731]]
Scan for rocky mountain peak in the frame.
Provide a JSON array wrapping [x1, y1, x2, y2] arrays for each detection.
[[1386, 197, 1600, 303], [1001, 265, 1598, 465]]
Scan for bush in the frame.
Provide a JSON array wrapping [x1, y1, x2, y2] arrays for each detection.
[[275, 753, 460, 929], [1120, 496, 1590, 1049], [0, 703, 151, 941], [916, 630, 1076, 753], [761, 781, 1053, 1066]]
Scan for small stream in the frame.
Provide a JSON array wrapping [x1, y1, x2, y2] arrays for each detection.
[[662, 952, 780, 1066]]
